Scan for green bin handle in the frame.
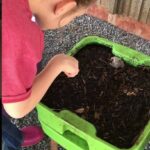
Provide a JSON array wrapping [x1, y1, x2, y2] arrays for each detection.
[[59, 110, 119, 150], [37, 104, 118, 150]]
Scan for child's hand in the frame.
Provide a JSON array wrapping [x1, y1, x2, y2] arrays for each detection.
[[50, 54, 79, 78]]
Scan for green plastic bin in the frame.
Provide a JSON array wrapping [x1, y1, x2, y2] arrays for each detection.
[[37, 36, 150, 150]]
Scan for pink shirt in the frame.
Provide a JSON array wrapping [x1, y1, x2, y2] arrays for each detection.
[[2, 0, 44, 103]]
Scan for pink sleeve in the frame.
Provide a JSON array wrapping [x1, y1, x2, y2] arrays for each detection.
[[2, 55, 36, 103]]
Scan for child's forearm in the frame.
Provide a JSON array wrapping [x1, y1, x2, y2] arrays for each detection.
[[3, 54, 79, 118], [26, 62, 62, 113], [3, 62, 62, 118]]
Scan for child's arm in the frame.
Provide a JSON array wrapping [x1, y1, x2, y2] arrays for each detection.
[[3, 54, 79, 118]]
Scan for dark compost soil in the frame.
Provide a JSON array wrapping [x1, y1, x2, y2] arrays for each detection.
[[42, 45, 150, 148]]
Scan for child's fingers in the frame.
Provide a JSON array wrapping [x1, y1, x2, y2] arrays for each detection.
[[65, 69, 79, 78]]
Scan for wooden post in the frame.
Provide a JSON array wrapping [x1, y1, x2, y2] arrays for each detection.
[[129, 0, 143, 20], [100, 0, 118, 13], [147, 9, 150, 24], [97, 0, 150, 24], [139, 0, 150, 23]]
